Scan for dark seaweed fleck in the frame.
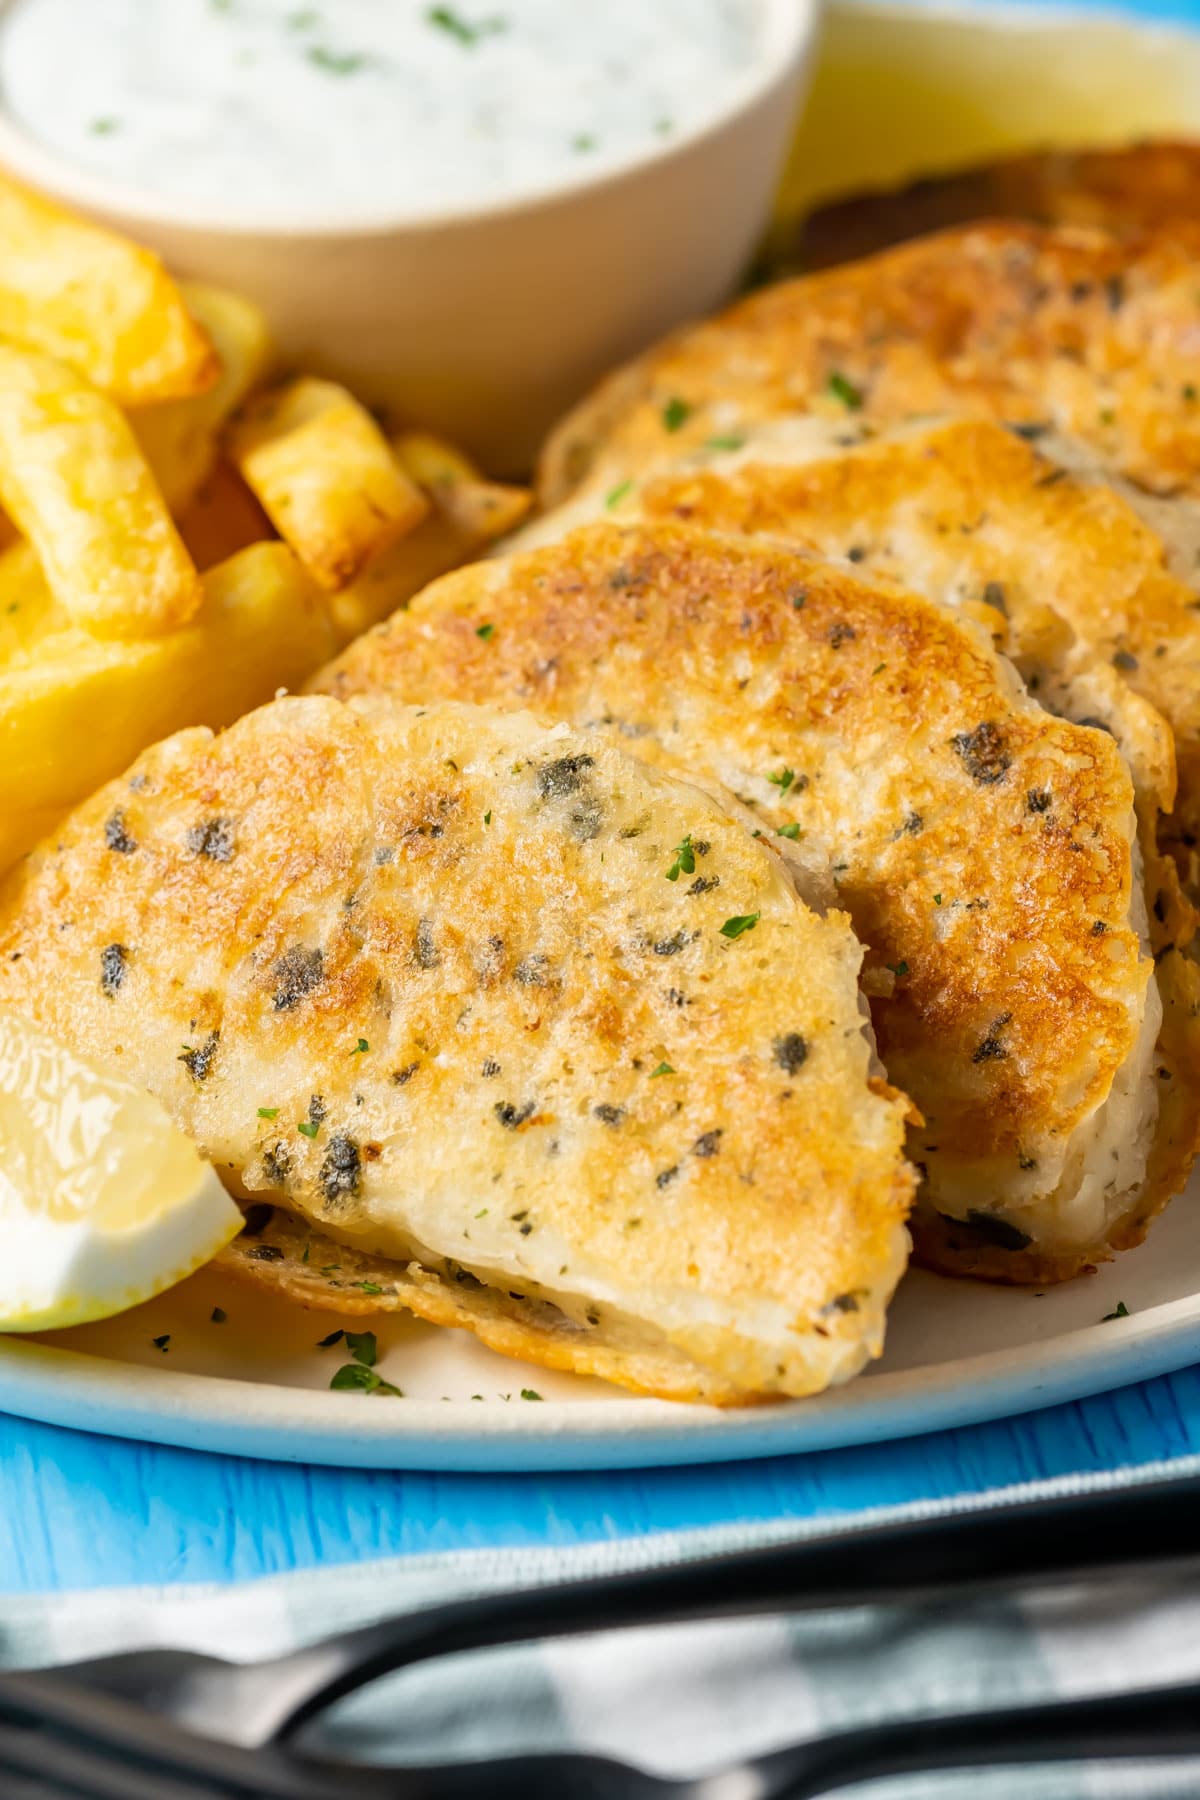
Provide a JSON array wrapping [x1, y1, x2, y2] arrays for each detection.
[[570, 795, 604, 840], [248, 1244, 285, 1262], [178, 1031, 219, 1084], [972, 1013, 1013, 1064], [693, 1130, 723, 1158], [185, 817, 236, 862], [536, 754, 594, 799], [1092, 919, 1109, 937], [392, 1062, 420, 1087], [272, 945, 324, 1011], [514, 954, 552, 987], [594, 1103, 625, 1125], [982, 581, 1007, 615], [1026, 788, 1052, 814], [104, 809, 137, 854], [656, 1166, 680, 1189], [494, 1101, 535, 1129], [951, 722, 1011, 786], [1010, 422, 1047, 441], [319, 1134, 361, 1204], [773, 1033, 809, 1075], [827, 621, 856, 649], [1105, 273, 1125, 312], [898, 813, 923, 837], [822, 1292, 861, 1316], [99, 942, 128, 997], [262, 1143, 292, 1186], [687, 874, 720, 896], [414, 918, 440, 969], [481, 1059, 501, 1079], [1112, 649, 1139, 672], [373, 845, 395, 865], [652, 931, 691, 957]]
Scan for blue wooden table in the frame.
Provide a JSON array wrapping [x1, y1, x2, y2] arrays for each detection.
[[5, 0, 1200, 1595], [1, 1367, 1198, 1593]]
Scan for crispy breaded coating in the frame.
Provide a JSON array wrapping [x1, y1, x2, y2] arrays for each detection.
[[314, 522, 1175, 1280], [0, 696, 914, 1405], [538, 221, 1200, 510]]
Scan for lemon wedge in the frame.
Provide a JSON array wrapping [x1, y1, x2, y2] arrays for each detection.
[[0, 1009, 242, 1332]]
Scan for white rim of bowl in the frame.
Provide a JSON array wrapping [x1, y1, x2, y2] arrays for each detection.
[[0, 0, 819, 239]]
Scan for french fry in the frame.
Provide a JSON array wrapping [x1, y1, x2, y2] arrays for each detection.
[[230, 378, 428, 590], [393, 430, 532, 539], [178, 460, 275, 570], [0, 543, 335, 872], [0, 541, 62, 661], [0, 344, 203, 640], [329, 438, 532, 645], [0, 171, 217, 404], [133, 283, 274, 514]]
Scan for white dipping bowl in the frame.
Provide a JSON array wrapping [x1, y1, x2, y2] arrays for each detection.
[[0, 0, 819, 472]]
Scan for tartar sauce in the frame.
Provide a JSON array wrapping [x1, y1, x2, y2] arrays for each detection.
[[0, 0, 766, 221]]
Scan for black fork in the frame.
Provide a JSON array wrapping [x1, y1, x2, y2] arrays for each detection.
[[10, 1468, 1200, 1794]]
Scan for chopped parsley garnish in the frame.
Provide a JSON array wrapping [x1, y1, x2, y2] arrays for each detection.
[[352, 1038, 369, 1055], [357, 1280, 384, 1295], [307, 45, 367, 75], [520, 1388, 543, 1401], [605, 479, 633, 510], [257, 1106, 279, 1119], [572, 133, 597, 153], [90, 118, 120, 135], [666, 834, 696, 882], [872, 662, 887, 677], [767, 767, 795, 794], [887, 960, 910, 978], [297, 1119, 320, 1139], [476, 622, 495, 640], [705, 433, 745, 452], [933, 894, 943, 906], [776, 822, 801, 840], [211, 1308, 227, 1324], [1102, 1300, 1130, 1321], [426, 6, 505, 46], [827, 371, 864, 410], [345, 1330, 378, 1367], [720, 913, 760, 939], [483, 810, 492, 825], [661, 396, 691, 433], [330, 1364, 402, 1396], [152, 1334, 170, 1353], [649, 1061, 674, 1078], [316, 1329, 345, 1349]]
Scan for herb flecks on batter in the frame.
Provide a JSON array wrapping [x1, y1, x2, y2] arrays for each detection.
[[99, 942, 128, 997], [272, 945, 324, 1011], [178, 1031, 219, 1084], [952, 721, 1012, 786]]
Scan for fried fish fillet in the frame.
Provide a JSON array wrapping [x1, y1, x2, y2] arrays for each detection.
[[787, 140, 1200, 274], [561, 414, 1200, 869], [0, 695, 915, 1405], [537, 221, 1200, 511], [314, 522, 1183, 1282]]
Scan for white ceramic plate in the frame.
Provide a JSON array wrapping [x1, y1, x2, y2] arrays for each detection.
[[0, 1170, 1196, 1471]]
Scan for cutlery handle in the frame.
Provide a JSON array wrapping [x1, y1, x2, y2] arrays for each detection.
[[266, 1470, 1200, 1741], [757, 1677, 1200, 1799]]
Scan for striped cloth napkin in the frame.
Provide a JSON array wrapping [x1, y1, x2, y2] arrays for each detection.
[[3, 1456, 1200, 1798]]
